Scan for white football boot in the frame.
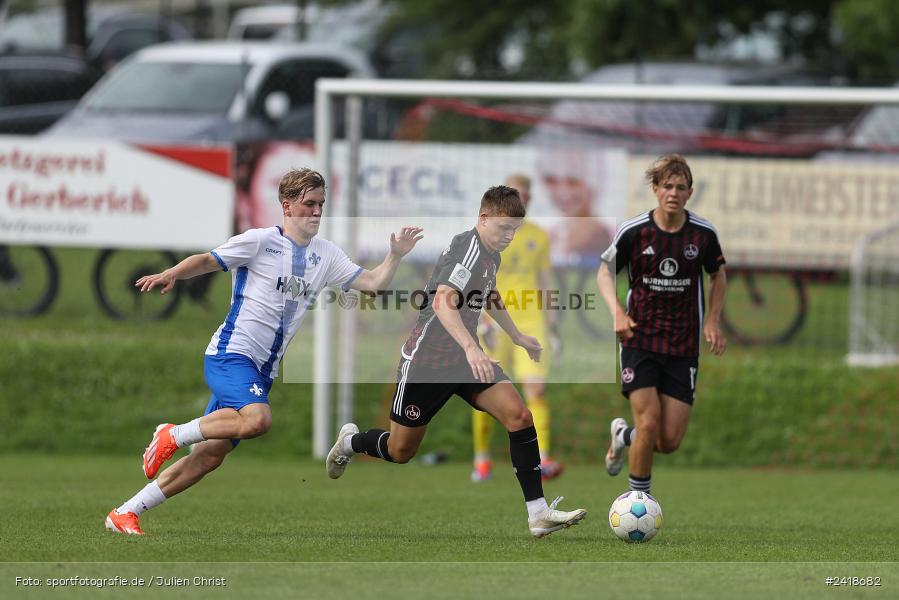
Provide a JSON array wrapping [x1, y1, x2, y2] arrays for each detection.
[[528, 496, 587, 538], [605, 417, 628, 476], [326, 423, 359, 479]]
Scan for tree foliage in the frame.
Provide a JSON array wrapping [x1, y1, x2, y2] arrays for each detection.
[[371, 0, 899, 83], [834, 0, 899, 84]]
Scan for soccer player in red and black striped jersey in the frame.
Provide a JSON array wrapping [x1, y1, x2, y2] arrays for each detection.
[[326, 185, 586, 538], [597, 154, 728, 495]]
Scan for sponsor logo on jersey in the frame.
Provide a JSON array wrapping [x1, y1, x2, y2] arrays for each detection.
[[265, 247, 284, 255], [684, 244, 699, 259], [642, 245, 655, 255], [659, 258, 679, 277], [621, 368, 635, 384], [405, 405, 421, 421], [276, 275, 311, 299]]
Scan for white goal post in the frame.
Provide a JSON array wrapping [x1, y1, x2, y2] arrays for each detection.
[[311, 78, 899, 458]]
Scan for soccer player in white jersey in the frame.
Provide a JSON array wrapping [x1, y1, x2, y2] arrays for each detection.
[[105, 168, 423, 535]]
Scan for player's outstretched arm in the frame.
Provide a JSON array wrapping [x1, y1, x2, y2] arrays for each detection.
[[485, 291, 542, 362], [350, 226, 423, 292], [135, 252, 220, 295], [433, 284, 496, 383], [704, 267, 728, 355], [596, 261, 635, 341]]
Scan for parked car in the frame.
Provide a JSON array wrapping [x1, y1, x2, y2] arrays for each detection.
[[0, 7, 191, 71], [520, 61, 861, 157], [228, 1, 384, 45], [0, 51, 102, 134], [227, 1, 425, 78], [44, 41, 381, 143]]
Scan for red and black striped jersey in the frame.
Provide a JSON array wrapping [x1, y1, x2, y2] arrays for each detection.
[[402, 228, 501, 368], [602, 210, 726, 357]]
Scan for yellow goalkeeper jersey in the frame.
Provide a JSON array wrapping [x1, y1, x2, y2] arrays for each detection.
[[497, 220, 551, 322]]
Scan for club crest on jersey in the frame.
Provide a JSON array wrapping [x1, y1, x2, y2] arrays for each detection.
[[621, 368, 635, 384], [405, 405, 421, 421], [684, 244, 699, 259], [308, 252, 322, 266], [659, 258, 679, 277]]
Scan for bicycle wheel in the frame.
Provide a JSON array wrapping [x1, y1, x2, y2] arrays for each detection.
[[0, 245, 59, 317], [93, 249, 181, 320], [721, 271, 808, 345]]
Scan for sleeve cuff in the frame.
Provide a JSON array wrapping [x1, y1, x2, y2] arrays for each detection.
[[341, 266, 364, 291], [211, 250, 228, 272]]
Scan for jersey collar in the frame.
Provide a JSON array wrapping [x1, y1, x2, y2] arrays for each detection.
[[472, 227, 499, 257], [277, 226, 313, 250], [649, 209, 689, 235]]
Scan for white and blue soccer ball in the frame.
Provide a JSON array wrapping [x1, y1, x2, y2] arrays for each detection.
[[608, 490, 663, 542]]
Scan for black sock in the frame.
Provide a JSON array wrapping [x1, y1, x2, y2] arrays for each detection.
[[628, 473, 651, 493], [623, 427, 635, 446], [508, 426, 544, 502], [351, 429, 394, 462]]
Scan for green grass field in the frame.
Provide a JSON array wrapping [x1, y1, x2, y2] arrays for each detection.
[[1, 455, 897, 599]]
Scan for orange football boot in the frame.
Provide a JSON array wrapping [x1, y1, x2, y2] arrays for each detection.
[[143, 423, 177, 479], [105, 510, 144, 535]]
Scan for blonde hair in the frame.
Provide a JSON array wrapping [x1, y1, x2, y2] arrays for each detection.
[[645, 154, 693, 188], [278, 168, 326, 202], [505, 173, 531, 191]]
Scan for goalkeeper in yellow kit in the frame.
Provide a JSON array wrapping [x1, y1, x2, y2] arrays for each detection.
[[472, 174, 563, 482]]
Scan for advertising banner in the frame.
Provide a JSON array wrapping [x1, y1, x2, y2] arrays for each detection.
[[235, 140, 627, 265], [0, 137, 234, 251], [626, 156, 899, 269]]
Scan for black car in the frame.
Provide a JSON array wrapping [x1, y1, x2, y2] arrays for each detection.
[[0, 52, 102, 134]]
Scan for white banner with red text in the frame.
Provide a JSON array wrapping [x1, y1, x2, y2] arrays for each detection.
[[0, 137, 233, 251]]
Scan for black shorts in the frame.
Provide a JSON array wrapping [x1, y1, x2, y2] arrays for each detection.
[[390, 358, 510, 427], [619, 346, 698, 405]]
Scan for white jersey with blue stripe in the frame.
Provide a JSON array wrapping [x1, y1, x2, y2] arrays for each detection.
[[205, 226, 362, 379]]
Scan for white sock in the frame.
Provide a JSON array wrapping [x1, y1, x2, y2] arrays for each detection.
[[171, 418, 205, 448], [341, 435, 356, 455], [116, 481, 167, 516], [616, 426, 635, 447], [526, 497, 549, 520]]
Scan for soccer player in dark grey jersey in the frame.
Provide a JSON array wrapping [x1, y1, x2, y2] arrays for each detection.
[[326, 185, 586, 538], [597, 154, 728, 495]]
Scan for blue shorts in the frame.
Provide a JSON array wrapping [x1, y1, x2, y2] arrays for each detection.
[[204, 353, 273, 447]]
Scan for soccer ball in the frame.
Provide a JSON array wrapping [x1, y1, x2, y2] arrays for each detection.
[[608, 490, 662, 542]]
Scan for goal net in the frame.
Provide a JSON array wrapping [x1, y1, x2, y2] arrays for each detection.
[[284, 79, 899, 462], [848, 219, 899, 367]]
